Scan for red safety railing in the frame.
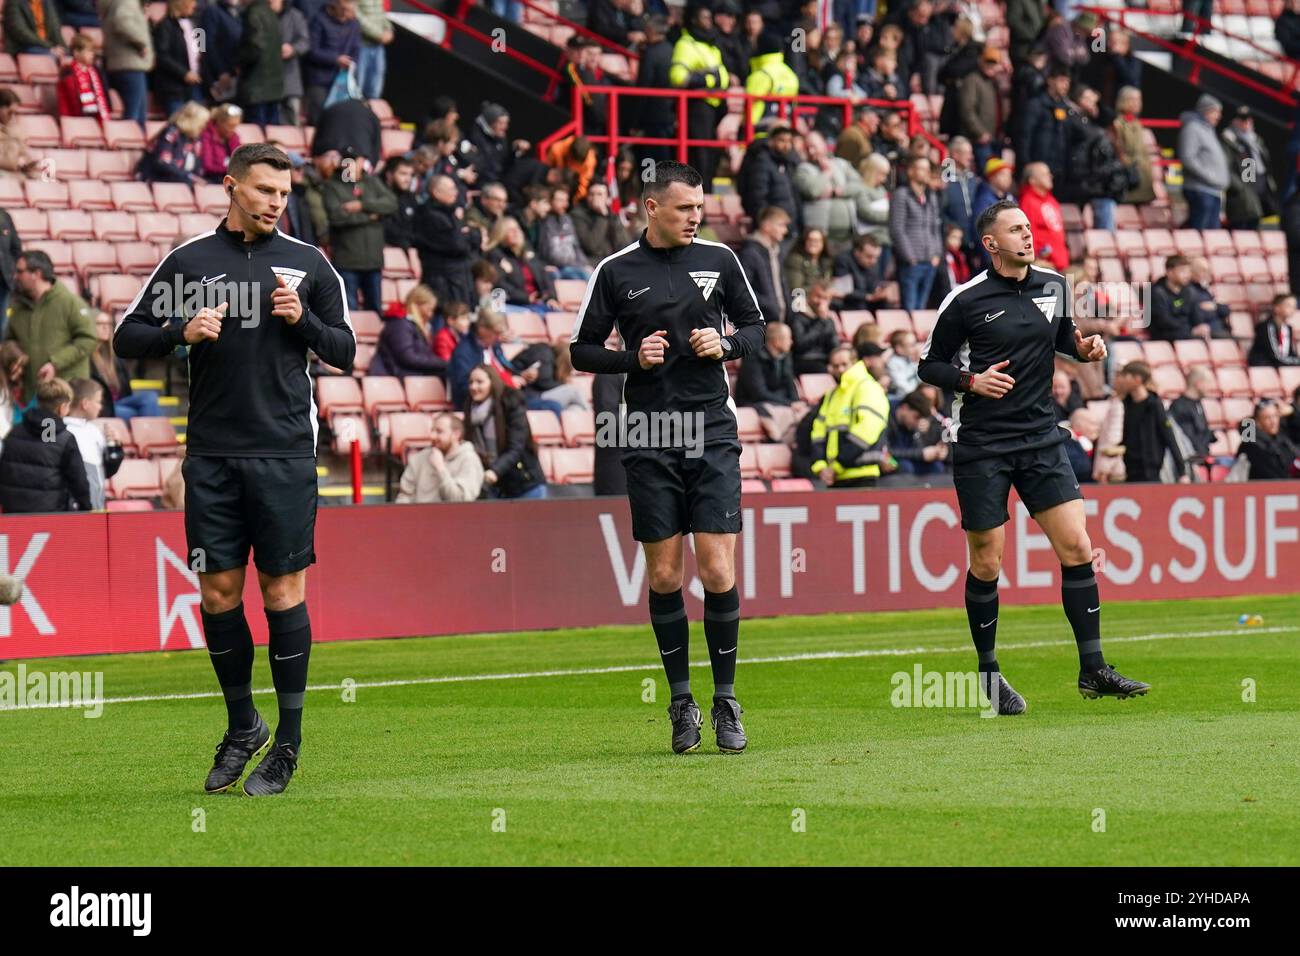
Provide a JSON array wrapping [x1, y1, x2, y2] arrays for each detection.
[[1140, 116, 1180, 167], [506, 0, 640, 68], [1081, 5, 1299, 106], [542, 84, 940, 168], [404, 0, 562, 99]]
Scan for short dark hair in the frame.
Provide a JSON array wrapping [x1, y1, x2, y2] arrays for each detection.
[[1119, 360, 1151, 383], [856, 340, 885, 359], [900, 389, 933, 418], [1272, 292, 1294, 307], [18, 249, 55, 283], [70, 378, 103, 406], [975, 198, 1019, 237], [852, 233, 882, 252], [1165, 254, 1190, 270], [757, 205, 790, 226], [768, 125, 795, 138], [228, 142, 291, 180], [642, 160, 702, 202], [0, 88, 18, 109]]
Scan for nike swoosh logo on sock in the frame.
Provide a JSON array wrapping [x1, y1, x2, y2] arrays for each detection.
[[208, 648, 234, 655], [1087, 607, 1100, 613], [660, 647, 681, 656], [719, 646, 737, 654], [273, 652, 304, 661], [980, 618, 997, 628]]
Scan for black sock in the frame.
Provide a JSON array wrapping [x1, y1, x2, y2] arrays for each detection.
[[265, 602, 312, 748], [201, 603, 257, 731], [649, 588, 691, 698], [964, 571, 1000, 674], [1061, 562, 1105, 672], [703, 586, 740, 699]]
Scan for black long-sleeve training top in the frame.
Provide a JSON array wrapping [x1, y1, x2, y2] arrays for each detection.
[[569, 231, 766, 426], [919, 264, 1085, 462], [115, 220, 356, 458]]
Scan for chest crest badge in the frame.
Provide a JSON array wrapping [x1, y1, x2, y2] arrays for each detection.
[[1032, 295, 1057, 322], [270, 266, 307, 292], [689, 270, 720, 301]]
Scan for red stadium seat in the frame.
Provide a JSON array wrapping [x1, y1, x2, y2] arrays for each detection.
[[110, 181, 155, 211], [381, 128, 413, 158], [1222, 397, 1255, 429], [151, 182, 195, 213], [1114, 230, 1145, 260], [130, 417, 180, 457], [1202, 231, 1235, 257], [1216, 366, 1253, 398], [96, 416, 136, 454], [88, 149, 139, 181], [16, 113, 59, 148], [403, 376, 453, 411], [234, 123, 265, 144], [92, 210, 138, 242], [1208, 255, 1241, 284], [756, 443, 793, 478], [839, 309, 874, 341], [103, 119, 146, 150], [739, 443, 761, 478], [28, 239, 73, 273], [911, 310, 938, 340], [734, 405, 763, 443], [1248, 366, 1284, 399], [40, 147, 87, 178], [797, 373, 835, 403], [1279, 366, 1300, 398], [740, 478, 767, 494], [381, 412, 434, 461], [560, 407, 596, 446], [1150, 365, 1185, 399], [368, 99, 399, 128], [771, 477, 814, 492], [17, 53, 60, 84], [24, 179, 69, 209], [1238, 256, 1270, 284], [264, 125, 306, 151], [506, 310, 549, 342], [107, 499, 155, 512], [554, 279, 586, 309], [1084, 229, 1117, 258], [1231, 231, 1264, 256], [549, 447, 595, 484], [1201, 396, 1225, 430], [60, 116, 105, 148], [134, 211, 179, 243], [382, 245, 414, 279], [527, 409, 565, 446], [1141, 340, 1177, 368], [94, 273, 143, 312], [114, 242, 157, 276], [545, 311, 576, 342], [316, 375, 365, 422], [108, 458, 161, 499], [176, 212, 218, 239], [71, 241, 119, 279], [1110, 340, 1143, 367], [1173, 338, 1210, 372], [330, 414, 371, 455], [193, 182, 228, 214], [874, 309, 913, 337], [48, 209, 94, 241], [1209, 338, 1245, 367], [362, 375, 408, 423], [68, 179, 114, 211], [1228, 311, 1255, 340], [349, 310, 382, 344], [9, 207, 49, 238], [0, 55, 18, 82]]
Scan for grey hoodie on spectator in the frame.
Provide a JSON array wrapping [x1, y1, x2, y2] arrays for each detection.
[[1178, 109, 1230, 197]]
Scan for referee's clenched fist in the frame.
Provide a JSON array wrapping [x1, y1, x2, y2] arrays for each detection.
[[183, 299, 228, 343]]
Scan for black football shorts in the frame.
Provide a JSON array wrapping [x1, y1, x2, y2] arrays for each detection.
[[953, 441, 1082, 532], [182, 456, 318, 575], [623, 439, 742, 543]]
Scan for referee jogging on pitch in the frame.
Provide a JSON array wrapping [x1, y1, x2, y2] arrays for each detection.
[[116, 143, 356, 795], [570, 161, 765, 754], [919, 199, 1150, 712]]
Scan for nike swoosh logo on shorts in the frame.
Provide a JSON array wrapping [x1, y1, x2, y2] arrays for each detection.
[[628, 287, 650, 299], [983, 310, 1005, 323], [201, 274, 226, 285], [274, 652, 304, 661], [725, 510, 739, 518]]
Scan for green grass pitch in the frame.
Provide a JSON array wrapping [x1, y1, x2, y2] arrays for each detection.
[[2, 593, 1297, 866]]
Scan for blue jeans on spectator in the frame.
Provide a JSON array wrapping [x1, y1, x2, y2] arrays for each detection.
[[243, 101, 279, 127], [517, 483, 548, 499], [109, 71, 147, 126], [19, 45, 57, 55], [1091, 197, 1117, 231], [115, 391, 162, 423], [524, 395, 564, 417], [898, 262, 936, 311], [61, 11, 100, 27], [357, 43, 386, 99], [973, 140, 995, 175], [1185, 190, 1222, 230], [160, 86, 203, 120], [555, 265, 591, 281], [488, 0, 522, 21], [340, 269, 384, 312]]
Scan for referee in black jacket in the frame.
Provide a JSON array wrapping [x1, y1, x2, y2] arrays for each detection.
[[571, 160, 765, 755], [919, 199, 1150, 711], [116, 143, 356, 796]]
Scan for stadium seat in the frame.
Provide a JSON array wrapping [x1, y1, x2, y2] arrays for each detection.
[[0, 54, 17, 82], [545, 311, 576, 342], [734, 405, 763, 443], [68, 179, 114, 211], [1150, 229, 1186, 258], [1202, 231, 1235, 257], [1114, 230, 1145, 260], [72, 241, 119, 280], [17, 52, 60, 84], [9, 207, 49, 239], [1228, 311, 1255, 340], [60, 116, 105, 148], [48, 209, 94, 241], [382, 245, 414, 279], [874, 309, 912, 337], [1098, 257, 1125, 284], [1208, 255, 1241, 284], [27, 239, 73, 274], [1216, 366, 1253, 398], [756, 443, 793, 479], [1084, 229, 1117, 258], [24, 179, 69, 209], [1279, 366, 1300, 398], [839, 309, 874, 341], [16, 113, 59, 148], [1248, 366, 1284, 399], [362, 376, 409, 423], [106, 499, 155, 512], [177, 212, 218, 238], [130, 417, 180, 457], [265, 125, 306, 151], [368, 99, 398, 128], [104, 119, 146, 151], [1141, 340, 1177, 368], [739, 443, 760, 479], [157, 456, 182, 489], [151, 182, 195, 213], [349, 310, 382, 344], [1238, 256, 1271, 284], [1209, 338, 1245, 367], [234, 123, 264, 144], [771, 477, 814, 492], [1232, 231, 1264, 256], [1173, 338, 1210, 372], [40, 147, 87, 179], [1261, 231, 1287, 254], [1221, 397, 1255, 430], [560, 407, 596, 446], [382, 412, 434, 461], [92, 210, 138, 242], [95, 274, 143, 312], [89, 149, 139, 181], [567, 374, 593, 406], [528, 409, 565, 446], [108, 458, 161, 499], [403, 376, 453, 411], [193, 183, 228, 214], [549, 446, 594, 484], [911, 310, 938, 340], [316, 375, 365, 422], [1139, 202, 1169, 229], [554, 279, 586, 309], [135, 211, 180, 243], [797, 373, 835, 403], [95, 416, 135, 454], [110, 181, 155, 211], [1201, 396, 1225, 430], [740, 478, 767, 493], [330, 414, 371, 455], [1110, 340, 1143, 367], [506, 310, 549, 342], [381, 128, 414, 158]]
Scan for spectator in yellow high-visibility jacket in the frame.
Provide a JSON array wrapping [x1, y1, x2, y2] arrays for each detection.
[[669, 3, 729, 192], [744, 31, 799, 129], [810, 343, 893, 487]]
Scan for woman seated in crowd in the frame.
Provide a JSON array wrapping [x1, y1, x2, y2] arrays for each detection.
[[370, 284, 447, 380], [199, 103, 243, 185], [137, 101, 209, 184], [463, 364, 547, 500]]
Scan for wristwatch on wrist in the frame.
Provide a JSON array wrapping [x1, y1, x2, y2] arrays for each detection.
[[956, 370, 974, 392], [720, 336, 733, 359]]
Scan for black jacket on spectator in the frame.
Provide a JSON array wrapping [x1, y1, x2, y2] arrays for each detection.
[[1149, 278, 1199, 342], [1063, 114, 1129, 205], [1122, 392, 1187, 482], [410, 199, 479, 305], [587, 0, 641, 47], [283, 187, 317, 245], [468, 118, 510, 184], [1184, 280, 1231, 338], [383, 188, 419, 249], [1241, 430, 1299, 479], [1009, 61, 1047, 162], [151, 16, 199, 105], [788, 311, 840, 375], [1083, 51, 1142, 108], [735, 348, 798, 406], [311, 98, 381, 165], [466, 387, 545, 498], [737, 237, 786, 324], [1248, 318, 1300, 367], [486, 247, 555, 306], [570, 203, 631, 262], [635, 38, 675, 131], [1169, 394, 1215, 458], [0, 413, 91, 514], [369, 315, 447, 379], [200, 1, 244, 87], [832, 248, 884, 311], [715, 27, 749, 83], [737, 137, 800, 226], [0, 208, 20, 293], [937, 40, 981, 136], [1024, 92, 1073, 182]]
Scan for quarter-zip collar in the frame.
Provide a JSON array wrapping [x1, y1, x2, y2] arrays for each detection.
[[987, 265, 1035, 291], [638, 228, 692, 261], [216, 217, 278, 251]]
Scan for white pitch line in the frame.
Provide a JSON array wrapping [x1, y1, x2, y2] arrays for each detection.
[[1, 625, 1293, 713]]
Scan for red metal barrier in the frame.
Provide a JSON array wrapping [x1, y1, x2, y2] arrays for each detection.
[[3, 482, 1298, 660]]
